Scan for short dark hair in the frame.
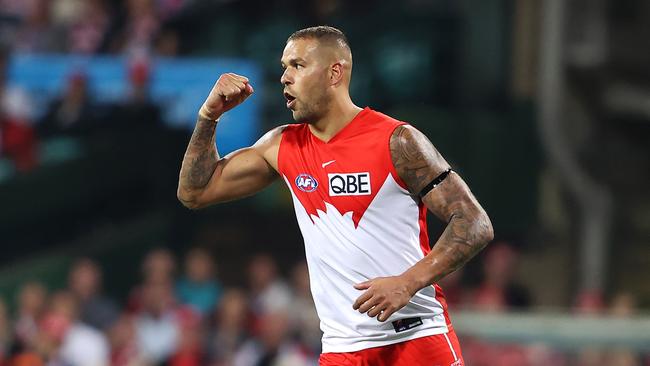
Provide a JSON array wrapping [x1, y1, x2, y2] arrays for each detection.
[[287, 26, 350, 51]]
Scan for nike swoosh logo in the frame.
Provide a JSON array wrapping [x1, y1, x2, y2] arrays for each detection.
[[321, 160, 336, 168]]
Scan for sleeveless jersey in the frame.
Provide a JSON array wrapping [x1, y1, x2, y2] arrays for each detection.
[[278, 107, 451, 353]]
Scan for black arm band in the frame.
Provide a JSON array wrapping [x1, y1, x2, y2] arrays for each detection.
[[418, 168, 452, 198]]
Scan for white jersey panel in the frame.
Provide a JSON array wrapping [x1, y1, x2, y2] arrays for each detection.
[[284, 173, 448, 353]]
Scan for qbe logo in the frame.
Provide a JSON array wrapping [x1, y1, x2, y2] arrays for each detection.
[[295, 174, 318, 192], [328, 172, 371, 196]]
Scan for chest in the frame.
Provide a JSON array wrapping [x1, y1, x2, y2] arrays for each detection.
[[281, 135, 401, 226]]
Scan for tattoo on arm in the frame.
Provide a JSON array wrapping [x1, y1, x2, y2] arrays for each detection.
[[179, 115, 219, 191], [390, 125, 493, 289], [424, 188, 493, 283], [390, 125, 447, 195]]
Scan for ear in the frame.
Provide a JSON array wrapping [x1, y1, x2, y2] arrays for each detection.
[[330, 62, 344, 86]]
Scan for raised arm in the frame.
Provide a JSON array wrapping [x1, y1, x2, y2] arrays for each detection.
[[353, 124, 493, 321], [177, 73, 281, 209]]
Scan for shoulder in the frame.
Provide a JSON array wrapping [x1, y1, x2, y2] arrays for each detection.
[[253, 124, 292, 149], [367, 108, 407, 127], [390, 124, 423, 147], [359, 109, 408, 140], [252, 124, 294, 172], [389, 124, 449, 195]]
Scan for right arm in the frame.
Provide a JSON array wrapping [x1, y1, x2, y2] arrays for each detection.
[[177, 73, 281, 209]]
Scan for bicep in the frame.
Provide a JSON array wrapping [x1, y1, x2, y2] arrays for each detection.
[[390, 125, 450, 196], [192, 127, 283, 207], [389, 125, 483, 221], [421, 172, 483, 222], [194, 147, 277, 206]]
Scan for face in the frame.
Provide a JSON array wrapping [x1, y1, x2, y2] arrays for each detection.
[[185, 249, 214, 282], [69, 261, 101, 299], [281, 38, 332, 123]]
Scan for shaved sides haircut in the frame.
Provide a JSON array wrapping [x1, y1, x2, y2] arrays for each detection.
[[287, 26, 351, 53]]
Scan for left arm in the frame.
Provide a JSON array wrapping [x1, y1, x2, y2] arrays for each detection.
[[353, 125, 494, 321]]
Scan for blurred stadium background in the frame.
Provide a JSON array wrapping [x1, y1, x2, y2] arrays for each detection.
[[0, 0, 649, 365]]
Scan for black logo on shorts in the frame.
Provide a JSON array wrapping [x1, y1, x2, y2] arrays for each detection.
[[392, 317, 423, 333]]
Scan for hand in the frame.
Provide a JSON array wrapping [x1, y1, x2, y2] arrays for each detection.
[[352, 275, 416, 322], [200, 73, 254, 120]]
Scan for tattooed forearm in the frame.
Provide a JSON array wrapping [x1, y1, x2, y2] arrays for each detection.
[[178, 115, 219, 205], [422, 202, 494, 285], [390, 125, 494, 293]]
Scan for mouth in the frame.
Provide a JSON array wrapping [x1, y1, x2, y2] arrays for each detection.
[[284, 91, 297, 109]]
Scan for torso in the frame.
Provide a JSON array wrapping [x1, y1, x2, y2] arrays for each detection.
[[276, 107, 451, 353]]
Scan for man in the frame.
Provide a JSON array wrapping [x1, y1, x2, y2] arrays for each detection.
[[178, 26, 493, 365]]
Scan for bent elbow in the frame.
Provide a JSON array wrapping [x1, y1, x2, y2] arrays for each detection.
[[480, 213, 495, 246], [177, 187, 202, 210]]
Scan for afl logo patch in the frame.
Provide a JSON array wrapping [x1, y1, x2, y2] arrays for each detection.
[[295, 174, 318, 192]]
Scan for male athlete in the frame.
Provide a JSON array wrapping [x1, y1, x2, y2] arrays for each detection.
[[178, 26, 493, 365]]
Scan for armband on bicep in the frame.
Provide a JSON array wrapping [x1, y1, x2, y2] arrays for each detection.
[[418, 168, 452, 198]]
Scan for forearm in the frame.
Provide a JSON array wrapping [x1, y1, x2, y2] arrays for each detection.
[[177, 114, 220, 204], [403, 208, 493, 294]]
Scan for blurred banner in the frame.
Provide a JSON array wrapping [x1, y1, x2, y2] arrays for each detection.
[[8, 54, 262, 154]]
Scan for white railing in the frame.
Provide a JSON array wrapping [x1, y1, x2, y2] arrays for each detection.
[[453, 311, 650, 351]]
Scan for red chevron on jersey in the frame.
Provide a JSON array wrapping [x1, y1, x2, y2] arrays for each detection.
[[278, 107, 407, 227]]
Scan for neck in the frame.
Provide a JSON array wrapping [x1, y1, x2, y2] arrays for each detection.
[[308, 93, 363, 142]]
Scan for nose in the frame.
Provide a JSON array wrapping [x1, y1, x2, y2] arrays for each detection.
[[281, 69, 292, 86]]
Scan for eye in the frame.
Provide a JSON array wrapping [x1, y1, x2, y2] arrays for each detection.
[[295, 64, 304, 69]]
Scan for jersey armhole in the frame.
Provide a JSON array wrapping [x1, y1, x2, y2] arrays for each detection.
[[277, 128, 286, 176], [387, 121, 410, 191], [276, 124, 296, 177]]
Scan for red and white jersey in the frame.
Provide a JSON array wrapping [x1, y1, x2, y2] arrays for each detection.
[[278, 107, 451, 353]]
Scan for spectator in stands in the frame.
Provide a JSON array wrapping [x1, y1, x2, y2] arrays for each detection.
[[462, 242, 532, 366], [0, 45, 37, 172], [107, 313, 145, 366], [110, 58, 162, 131], [134, 279, 179, 364], [168, 306, 204, 366], [64, 0, 112, 54], [176, 247, 223, 317], [67, 257, 119, 331], [288, 261, 321, 353], [38, 71, 97, 138], [12, 0, 63, 53], [14, 282, 47, 347], [127, 247, 176, 313], [143, 247, 177, 285], [111, 0, 160, 55], [206, 288, 251, 366], [247, 254, 291, 317], [233, 310, 316, 366], [471, 241, 531, 311], [41, 291, 110, 366]]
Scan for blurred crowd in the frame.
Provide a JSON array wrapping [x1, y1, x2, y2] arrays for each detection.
[[1, 249, 321, 366], [0, 0, 191, 175], [0, 0, 186, 57], [0, 242, 645, 366], [0, 43, 163, 174], [440, 242, 646, 366]]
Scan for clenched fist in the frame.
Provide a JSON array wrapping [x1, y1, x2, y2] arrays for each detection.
[[200, 73, 254, 120]]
